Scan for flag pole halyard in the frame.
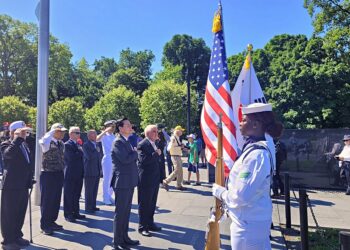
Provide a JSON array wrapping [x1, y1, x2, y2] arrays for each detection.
[[205, 114, 224, 250]]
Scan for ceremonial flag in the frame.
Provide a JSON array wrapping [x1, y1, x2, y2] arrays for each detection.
[[200, 5, 238, 172], [231, 46, 267, 149]]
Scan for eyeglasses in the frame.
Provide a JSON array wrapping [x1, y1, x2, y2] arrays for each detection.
[[74, 131, 81, 134]]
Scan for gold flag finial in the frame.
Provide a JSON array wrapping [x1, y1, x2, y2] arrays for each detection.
[[244, 44, 253, 69], [212, 11, 222, 33]]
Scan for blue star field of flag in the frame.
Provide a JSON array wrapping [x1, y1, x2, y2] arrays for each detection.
[[208, 30, 229, 90]]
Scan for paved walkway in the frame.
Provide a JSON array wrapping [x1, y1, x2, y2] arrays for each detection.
[[0, 167, 286, 250]]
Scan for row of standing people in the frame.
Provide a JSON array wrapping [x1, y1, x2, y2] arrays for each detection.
[[0, 118, 193, 250]]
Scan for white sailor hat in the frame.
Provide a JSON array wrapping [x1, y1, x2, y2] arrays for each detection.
[[241, 103, 272, 115], [104, 120, 117, 127], [9, 121, 32, 132]]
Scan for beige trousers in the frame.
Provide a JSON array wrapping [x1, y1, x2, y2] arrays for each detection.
[[164, 156, 183, 187]]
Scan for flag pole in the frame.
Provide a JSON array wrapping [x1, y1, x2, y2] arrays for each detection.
[[247, 44, 253, 103], [205, 114, 224, 250], [34, 0, 50, 206]]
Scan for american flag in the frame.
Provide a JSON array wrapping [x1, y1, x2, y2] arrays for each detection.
[[200, 6, 238, 173]]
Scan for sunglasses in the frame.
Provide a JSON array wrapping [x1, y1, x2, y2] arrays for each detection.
[[73, 131, 81, 134]]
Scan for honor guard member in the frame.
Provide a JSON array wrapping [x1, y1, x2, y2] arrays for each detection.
[[1, 121, 34, 250], [97, 120, 116, 205], [212, 103, 283, 250], [39, 123, 67, 235]]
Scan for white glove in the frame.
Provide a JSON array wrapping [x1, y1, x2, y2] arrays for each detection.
[[212, 184, 227, 201]]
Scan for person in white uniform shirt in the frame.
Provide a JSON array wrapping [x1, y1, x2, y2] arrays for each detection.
[[97, 120, 116, 205], [212, 103, 283, 250], [335, 134, 350, 195]]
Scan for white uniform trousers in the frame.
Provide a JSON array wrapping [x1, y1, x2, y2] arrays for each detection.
[[102, 155, 113, 203], [230, 218, 271, 250]]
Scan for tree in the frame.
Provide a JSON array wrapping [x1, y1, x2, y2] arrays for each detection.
[[162, 34, 211, 92], [73, 58, 104, 108], [118, 48, 155, 80], [85, 86, 140, 130], [104, 67, 148, 95], [48, 98, 85, 129], [152, 62, 184, 84], [93, 56, 118, 81], [140, 81, 198, 131], [0, 96, 30, 124], [0, 15, 36, 99]]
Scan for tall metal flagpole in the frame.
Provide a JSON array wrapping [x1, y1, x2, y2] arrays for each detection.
[[34, 0, 50, 206]]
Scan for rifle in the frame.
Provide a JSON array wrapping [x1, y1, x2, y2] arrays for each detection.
[[205, 116, 224, 250]]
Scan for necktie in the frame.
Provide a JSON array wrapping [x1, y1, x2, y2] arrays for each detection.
[[20, 143, 30, 163]]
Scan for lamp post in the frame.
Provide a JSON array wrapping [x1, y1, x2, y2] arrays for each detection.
[[186, 68, 191, 134]]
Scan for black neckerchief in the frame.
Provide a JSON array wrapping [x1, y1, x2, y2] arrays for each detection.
[[242, 135, 266, 153]]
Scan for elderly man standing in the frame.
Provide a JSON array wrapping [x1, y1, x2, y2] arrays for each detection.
[[0, 121, 33, 250], [97, 120, 116, 205], [137, 125, 162, 237], [64, 126, 85, 222], [83, 130, 102, 213], [111, 118, 139, 250], [39, 123, 67, 235], [162, 125, 187, 191]]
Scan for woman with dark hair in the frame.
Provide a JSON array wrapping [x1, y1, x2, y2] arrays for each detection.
[[212, 102, 283, 250]]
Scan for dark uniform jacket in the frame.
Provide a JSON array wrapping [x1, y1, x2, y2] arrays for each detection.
[[83, 140, 102, 177], [137, 138, 160, 188], [111, 135, 138, 189], [64, 139, 84, 180], [0, 137, 33, 190]]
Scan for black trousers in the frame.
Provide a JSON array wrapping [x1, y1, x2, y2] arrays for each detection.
[[64, 178, 83, 217], [138, 185, 159, 231], [113, 188, 134, 245], [40, 171, 64, 230], [1, 189, 28, 244], [166, 152, 173, 176], [84, 176, 99, 211], [344, 165, 350, 193]]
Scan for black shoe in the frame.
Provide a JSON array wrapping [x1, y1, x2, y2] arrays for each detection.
[[2, 242, 20, 250], [85, 209, 95, 214], [41, 228, 54, 235], [93, 207, 100, 211], [124, 238, 140, 246], [15, 238, 30, 246], [113, 243, 130, 250], [65, 216, 76, 222], [176, 186, 187, 191], [74, 214, 86, 219], [148, 224, 162, 231], [162, 180, 169, 191], [139, 229, 151, 237], [51, 222, 63, 231]]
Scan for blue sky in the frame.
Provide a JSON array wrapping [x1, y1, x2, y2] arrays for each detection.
[[1, 0, 314, 73]]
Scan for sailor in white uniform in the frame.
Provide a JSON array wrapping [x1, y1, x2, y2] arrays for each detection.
[[213, 103, 283, 250], [97, 120, 116, 205]]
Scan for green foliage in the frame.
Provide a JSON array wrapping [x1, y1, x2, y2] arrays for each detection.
[[118, 48, 155, 80], [0, 96, 30, 124], [27, 107, 36, 129], [162, 34, 211, 92], [93, 56, 118, 81], [73, 58, 104, 108], [140, 81, 198, 131], [48, 98, 85, 129], [85, 86, 140, 130], [105, 67, 148, 95], [153, 63, 184, 84]]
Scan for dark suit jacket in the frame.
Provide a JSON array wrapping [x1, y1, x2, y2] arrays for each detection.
[[0, 137, 33, 190], [137, 138, 160, 188], [64, 139, 84, 180], [83, 140, 102, 177], [111, 135, 138, 189]]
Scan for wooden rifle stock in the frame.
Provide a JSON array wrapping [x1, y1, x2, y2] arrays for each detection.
[[205, 116, 224, 250]]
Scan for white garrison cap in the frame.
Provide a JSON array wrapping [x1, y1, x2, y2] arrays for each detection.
[[9, 121, 32, 132], [241, 103, 272, 115]]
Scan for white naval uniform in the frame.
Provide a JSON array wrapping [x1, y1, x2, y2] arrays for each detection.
[[101, 133, 116, 203], [222, 139, 274, 250]]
